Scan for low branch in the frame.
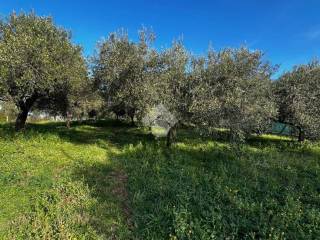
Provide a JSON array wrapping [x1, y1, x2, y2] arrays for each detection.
[[270, 117, 298, 129], [270, 117, 304, 141]]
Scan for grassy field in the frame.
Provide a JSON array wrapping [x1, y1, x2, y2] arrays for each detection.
[[0, 120, 319, 239]]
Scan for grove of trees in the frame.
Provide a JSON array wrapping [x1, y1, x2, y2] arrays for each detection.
[[0, 12, 319, 144], [274, 61, 320, 141]]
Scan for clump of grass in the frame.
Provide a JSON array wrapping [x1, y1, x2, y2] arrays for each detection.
[[6, 179, 100, 239]]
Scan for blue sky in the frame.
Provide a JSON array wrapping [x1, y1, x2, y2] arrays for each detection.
[[1, 0, 320, 78]]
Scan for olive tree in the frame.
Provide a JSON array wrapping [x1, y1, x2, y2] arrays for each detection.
[[93, 28, 159, 125], [191, 47, 277, 141], [274, 60, 320, 141], [158, 41, 191, 146], [0, 12, 87, 130], [69, 87, 104, 122], [32, 65, 91, 127]]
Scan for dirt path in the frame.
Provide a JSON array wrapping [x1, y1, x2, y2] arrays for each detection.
[[109, 169, 133, 230]]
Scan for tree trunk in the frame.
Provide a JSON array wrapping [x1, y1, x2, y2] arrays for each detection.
[[130, 115, 135, 126], [15, 108, 29, 131], [66, 112, 71, 129], [166, 129, 172, 147], [14, 95, 38, 131], [298, 127, 305, 142], [166, 123, 178, 147], [272, 118, 307, 142]]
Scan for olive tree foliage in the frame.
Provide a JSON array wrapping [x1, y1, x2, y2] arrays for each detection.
[[157, 41, 191, 146], [33, 70, 92, 127], [160, 41, 191, 119], [0, 12, 87, 130], [191, 47, 277, 141], [93, 28, 160, 125], [142, 40, 192, 146], [274, 60, 320, 141], [69, 87, 104, 122]]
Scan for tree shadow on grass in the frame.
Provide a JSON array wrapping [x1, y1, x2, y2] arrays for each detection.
[[2, 120, 319, 239], [106, 138, 320, 239], [59, 145, 132, 239], [73, 161, 131, 238], [177, 127, 320, 158], [0, 119, 156, 148], [0, 120, 315, 153]]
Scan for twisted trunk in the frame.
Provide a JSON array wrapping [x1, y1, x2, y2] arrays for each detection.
[[130, 115, 135, 126], [166, 122, 179, 147], [297, 126, 305, 142], [271, 118, 305, 142], [66, 111, 72, 129], [15, 108, 29, 131], [15, 95, 38, 131]]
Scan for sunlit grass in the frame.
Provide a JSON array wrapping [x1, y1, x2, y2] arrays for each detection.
[[258, 133, 293, 141], [151, 126, 168, 137], [0, 122, 129, 238]]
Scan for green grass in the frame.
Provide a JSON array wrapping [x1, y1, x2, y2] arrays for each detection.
[[151, 126, 168, 138], [0, 120, 319, 239]]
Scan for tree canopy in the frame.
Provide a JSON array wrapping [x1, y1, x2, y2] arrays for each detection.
[[0, 12, 87, 130], [274, 60, 320, 141], [93, 29, 159, 124], [191, 47, 277, 141]]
